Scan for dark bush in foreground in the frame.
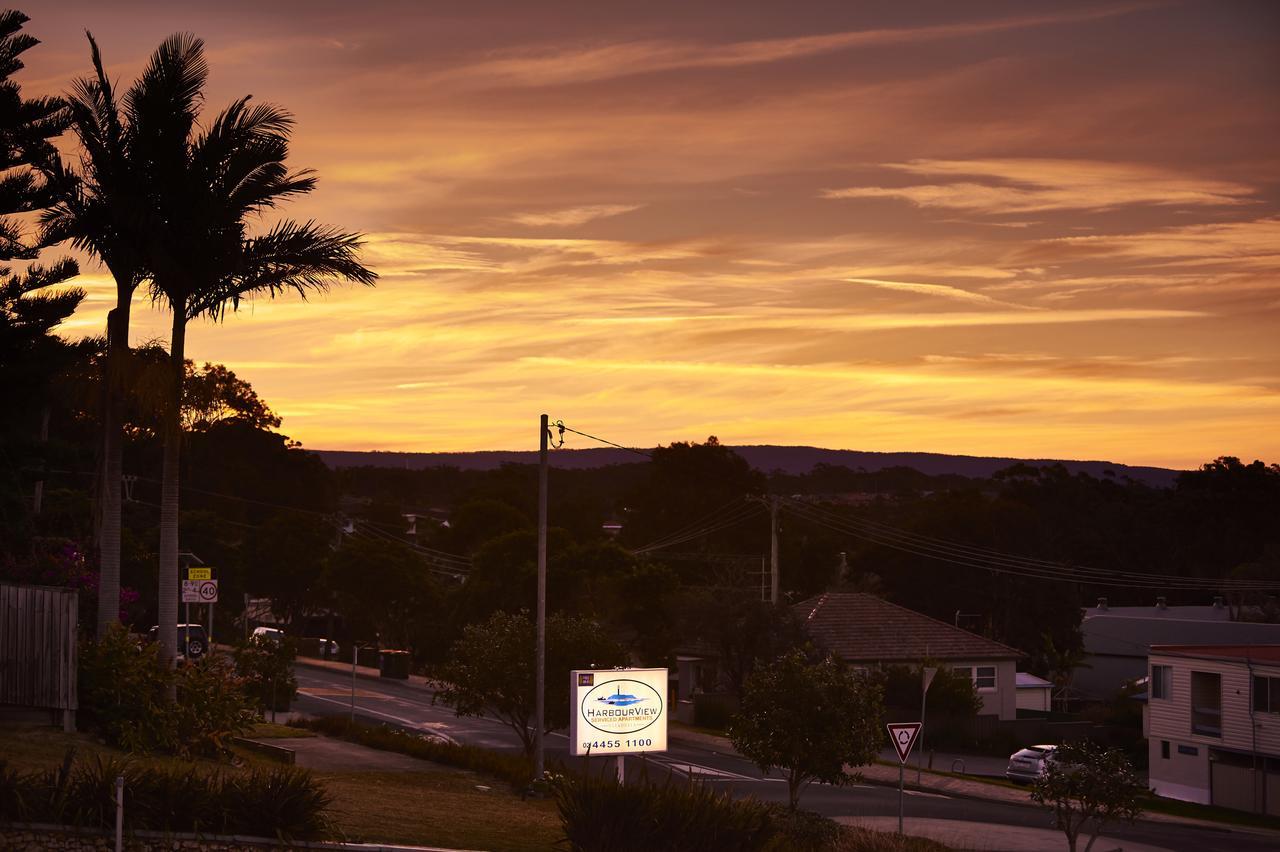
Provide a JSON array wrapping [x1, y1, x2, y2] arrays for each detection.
[[78, 625, 255, 757], [553, 773, 840, 851], [291, 715, 534, 787], [0, 755, 329, 841]]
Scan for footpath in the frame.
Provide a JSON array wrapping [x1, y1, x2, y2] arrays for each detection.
[[293, 657, 1280, 849]]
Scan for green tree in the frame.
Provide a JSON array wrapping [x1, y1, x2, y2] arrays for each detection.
[[436, 610, 627, 757], [620, 437, 766, 556], [0, 9, 80, 558], [326, 535, 431, 647], [246, 514, 333, 629], [233, 634, 298, 713], [677, 588, 807, 697], [1031, 741, 1146, 852], [182, 361, 281, 432], [76, 32, 376, 670], [41, 31, 144, 639], [730, 649, 884, 810], [877, 663, 981, 719]]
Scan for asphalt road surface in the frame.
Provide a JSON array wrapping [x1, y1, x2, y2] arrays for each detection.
[[293, 664, 1270, 852]]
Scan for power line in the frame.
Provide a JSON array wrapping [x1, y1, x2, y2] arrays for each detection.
[[351, 517, 471, 562], [633, 504, 764, 554], [781, 498, 1274, 591], [783, 497, 1271, 590], [631, 497, 757, 553], [554, 421, 653, 459]]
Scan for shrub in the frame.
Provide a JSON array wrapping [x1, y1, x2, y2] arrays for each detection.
[[171, 656, 257, 758], [78, 625, 254, 757], [78, 625, 174, 752], [0, 755, 330, 841], [554, 773, 775, 852], [290, 716, 534, 787], [233, 635, 299, 712], [219, 766, 332, 840], [553, 773, 854, 852]]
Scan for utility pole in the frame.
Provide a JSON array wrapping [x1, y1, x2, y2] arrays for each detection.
[[769, 496, 779, 604], [534, 414, 549, 782]]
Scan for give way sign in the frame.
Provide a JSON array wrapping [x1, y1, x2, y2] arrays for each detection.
[[886, 722, 922, 763]]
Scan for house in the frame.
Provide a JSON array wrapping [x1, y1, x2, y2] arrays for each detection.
[[1145, 644, 1280, 815], [1016, 672, 1053, 712], [1078, 597, 1280, 699], [795, 592, 1024, 720]]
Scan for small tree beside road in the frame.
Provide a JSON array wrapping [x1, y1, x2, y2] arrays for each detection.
[[1031, 740, 1147, 852], [435, 609, 627, 757], [729, 649, 884, 810]]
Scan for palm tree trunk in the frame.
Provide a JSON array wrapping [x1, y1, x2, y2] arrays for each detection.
[[157, 303, 186, 683], [96, 301, 130, 639]]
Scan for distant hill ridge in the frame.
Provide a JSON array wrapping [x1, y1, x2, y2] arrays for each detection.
[[313, 445, 1181, 487]]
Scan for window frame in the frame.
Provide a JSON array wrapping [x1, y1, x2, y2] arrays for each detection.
[[1151, 664, 1172, 700], [952, 664, 998, 692], [1190, 671, 1222, 738], [1254, 675, 1280, 714]]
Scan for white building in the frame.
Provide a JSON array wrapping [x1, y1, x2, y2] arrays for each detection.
[[1145, 644, 1280, 815]]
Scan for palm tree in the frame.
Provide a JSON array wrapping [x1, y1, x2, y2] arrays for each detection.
[[41, 34, 152, 639], [119, 34, 375, 671]]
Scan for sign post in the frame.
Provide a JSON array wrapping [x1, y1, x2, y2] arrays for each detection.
[[570, 668, 669, 786], [886, 721, 923, 835], [918, 666, 937, 782], [181, 571, 217, 657]]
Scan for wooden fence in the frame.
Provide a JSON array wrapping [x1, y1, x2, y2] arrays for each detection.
[[0, 582, 78, 730]]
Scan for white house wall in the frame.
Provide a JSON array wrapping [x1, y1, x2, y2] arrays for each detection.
[[1146, 651, 1280, 805]]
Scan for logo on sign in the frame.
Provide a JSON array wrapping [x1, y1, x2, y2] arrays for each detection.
[[580, 679, 663, 735], [886, 722, 922, 763]]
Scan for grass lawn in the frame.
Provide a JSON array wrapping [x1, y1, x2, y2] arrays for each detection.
[[0, 724, 561, 849], [318, 769, 560, 852], [248, 720, 315, 739]]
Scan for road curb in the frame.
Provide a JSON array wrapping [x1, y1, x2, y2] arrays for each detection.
[[233, 736, 297, 764]]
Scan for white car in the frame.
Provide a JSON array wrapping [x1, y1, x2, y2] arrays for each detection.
[[1006, 744, 1057, 784], [251, 626, 285, 643]]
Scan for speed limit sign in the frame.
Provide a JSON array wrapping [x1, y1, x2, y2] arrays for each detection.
[[197, 580, 218, 603]]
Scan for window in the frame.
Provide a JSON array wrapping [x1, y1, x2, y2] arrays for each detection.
[[952, 665, 997, 691], [1190, 671, 1222, 737], [1253, 676, 1280, 714], [1151, 664, 1172, 700], [1161, 740, 1170, 759]]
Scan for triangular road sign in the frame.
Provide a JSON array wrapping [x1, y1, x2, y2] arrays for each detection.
[[886, 722, 923, 763]]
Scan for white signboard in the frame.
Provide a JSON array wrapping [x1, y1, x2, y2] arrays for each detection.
[[569, 668, 668, 757], [181, 579, 218, 604]]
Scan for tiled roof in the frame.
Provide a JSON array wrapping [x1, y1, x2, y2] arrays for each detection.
[[794, 592, 1023, 662]]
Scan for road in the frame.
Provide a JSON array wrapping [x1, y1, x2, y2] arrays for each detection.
[[293, 664, 1267, 852]]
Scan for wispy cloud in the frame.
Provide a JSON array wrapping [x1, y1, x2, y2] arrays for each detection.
[[844, 277, 1026, 308], [823, 159, 1256, 214], [429, 4, 1156, 89], [507, 204, 641, 227]]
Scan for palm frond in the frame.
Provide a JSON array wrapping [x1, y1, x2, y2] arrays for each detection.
[[190, 220, 376, 321]]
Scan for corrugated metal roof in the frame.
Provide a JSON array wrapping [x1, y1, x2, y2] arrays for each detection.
[[1083, 616, 1280, 657], [1150, 644, 1280, 663]]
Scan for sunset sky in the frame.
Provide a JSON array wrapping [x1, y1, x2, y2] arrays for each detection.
[[21, 0, 1280, 469]]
